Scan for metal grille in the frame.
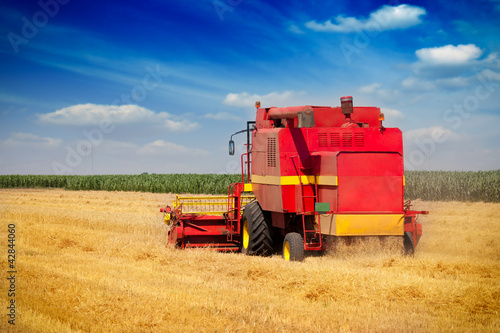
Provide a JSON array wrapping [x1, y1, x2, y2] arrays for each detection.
[[318, 133, 328, 147], [355, 133, 364, 147], [317, 132, 362, 148], [267, 137, 276, 167], [330, 133, 341, 147], [342, 133, 353, 147]]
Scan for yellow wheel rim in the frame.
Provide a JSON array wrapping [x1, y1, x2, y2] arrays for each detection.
[[243, 220, 249, 249], [284, 241, 290, 261]]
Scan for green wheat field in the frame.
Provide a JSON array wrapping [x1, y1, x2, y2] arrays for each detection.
[[0, 170, 499, 202]]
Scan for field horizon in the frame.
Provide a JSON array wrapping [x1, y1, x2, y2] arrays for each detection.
[[1, 170, 499, 202]]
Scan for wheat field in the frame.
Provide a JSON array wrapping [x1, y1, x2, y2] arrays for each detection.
[[0, 189, 499, 332]]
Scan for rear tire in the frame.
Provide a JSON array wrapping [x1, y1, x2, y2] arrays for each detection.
[[283, 232, 304, 262], [241, 202, 273, 256]]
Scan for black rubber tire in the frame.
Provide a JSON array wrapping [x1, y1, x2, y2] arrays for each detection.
[[283, 232, 305, 262], [241, 202, 273, 256]]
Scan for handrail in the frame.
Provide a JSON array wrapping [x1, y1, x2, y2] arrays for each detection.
[[174, 194, 255, 215], [241, 153, 248, 184]]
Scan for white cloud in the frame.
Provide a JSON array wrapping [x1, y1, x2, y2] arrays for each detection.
[[37, 104, 199, 132], [381, 108, 404, 119], [137, 140, 209, 156], [402, 45, 500, 90], [356, 83, 402, 102], [401, 77, 435, 91], [415, 44, 482, 66], [358, 83, 381, 94], [483, 53, 500, 70], [401, 76, 474, 91], [0, 132, 62, 148], [404, 126, 460, 143], [480, 68, 500, 82], [401, 69, 496, 91], [306, 5, 426, 33], [204, 112, 242, 121], [436, 76, 474, 88], [223, 91, 306, 108], [406, 45, 500, 81]]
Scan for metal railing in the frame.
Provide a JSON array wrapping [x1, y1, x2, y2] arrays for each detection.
[[173, 194, 255, 215]]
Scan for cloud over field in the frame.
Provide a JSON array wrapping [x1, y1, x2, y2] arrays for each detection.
[[306, 5, 426, 33], [37, 104, 199, 132], [415, 44, 482, 66], [223, 91, 306, 108], [0, 132, 62, 148]]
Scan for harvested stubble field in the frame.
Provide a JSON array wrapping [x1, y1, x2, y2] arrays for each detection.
[[0, 189, 499, 332]]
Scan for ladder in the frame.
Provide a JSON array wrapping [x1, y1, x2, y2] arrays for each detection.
[[293, 155, 323, 251], [226, 183, 241, 242]]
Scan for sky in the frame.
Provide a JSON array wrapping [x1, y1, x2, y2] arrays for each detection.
[[0, 0, 499, 175]]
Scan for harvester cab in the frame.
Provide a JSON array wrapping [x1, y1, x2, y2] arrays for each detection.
[[162, 96, 428, 260]]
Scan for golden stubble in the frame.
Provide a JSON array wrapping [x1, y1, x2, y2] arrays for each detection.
[[0, 189, 499, 332]]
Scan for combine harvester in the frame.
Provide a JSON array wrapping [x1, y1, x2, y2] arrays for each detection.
[[161, 96, 428, 261]]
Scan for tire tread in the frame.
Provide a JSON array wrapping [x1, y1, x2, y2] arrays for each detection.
[[242, 202, 273, 256]]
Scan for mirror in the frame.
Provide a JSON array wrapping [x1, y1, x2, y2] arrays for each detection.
[[229, 140, 235, 155]]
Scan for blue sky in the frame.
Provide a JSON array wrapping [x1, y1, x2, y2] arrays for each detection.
[[0, 0, 499, 174]]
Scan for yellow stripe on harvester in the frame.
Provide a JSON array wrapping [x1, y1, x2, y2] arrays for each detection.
[[251, 175, 338, 186], [280, 175, 316, 185]]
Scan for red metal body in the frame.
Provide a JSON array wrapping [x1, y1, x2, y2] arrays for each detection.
[[163, 183, 248, 251], [162, 98, 427, 254]]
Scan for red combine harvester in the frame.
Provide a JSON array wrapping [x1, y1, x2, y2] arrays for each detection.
[[161, 97, 428, 261]]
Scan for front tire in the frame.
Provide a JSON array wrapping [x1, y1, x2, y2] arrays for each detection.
[[283, 232, 304, 262], [241, 202, 273, 256]]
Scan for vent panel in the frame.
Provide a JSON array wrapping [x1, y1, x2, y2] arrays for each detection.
[[330, 133, 341, 147], [355, 133, 364, 147], [318, 133, 328, 147], [342, 133, 353, 147], [267, 138, 277, 168]]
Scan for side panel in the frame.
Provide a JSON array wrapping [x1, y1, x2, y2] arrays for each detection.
[[316, 153, 338, 213], [280, 128, 314, 213], [251, 129, 283, 212], [319, 214, 404, 236], [337, 152, 404, 213], [271, 211, 285, 228]]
